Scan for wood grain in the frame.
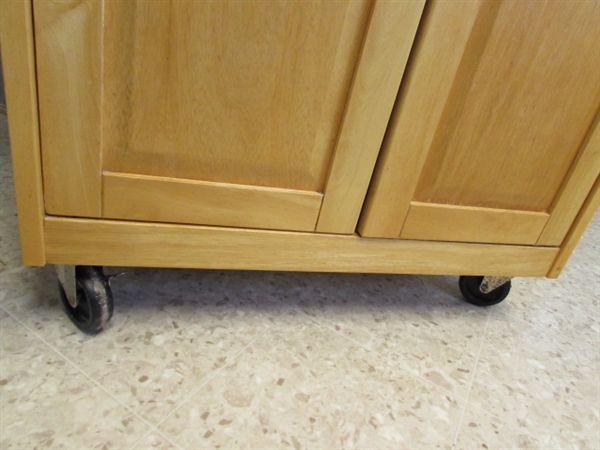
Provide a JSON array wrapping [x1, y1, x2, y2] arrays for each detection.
[[102, 172, 322, 232], [45, 217, 558, 277], [33, 0, 103, 217], [0, 0, 46, 265], [359, 0, 600, 239], [548, 176, 600, 278], [414, 1, 600, 212], [358, 1, 483, 238], [401, 202, 549, 245], [538, 113, 600, 246], [316, 0, 426, 234], [102, 0, 371, 192]]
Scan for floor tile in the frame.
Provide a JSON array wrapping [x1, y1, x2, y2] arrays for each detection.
[[0, 265, 56, 303], [159, 309, 461, 449], [0, 267, 291, 425], [0, 311, 152, 449], [466, 310, 599, 445], [500, 277, 599, 345], [497, 213, 599, 331], [297, 273, 488, 397], [0, 114, 22, 273], [454, 403, 598, 449], [131, 432, 182, 450]]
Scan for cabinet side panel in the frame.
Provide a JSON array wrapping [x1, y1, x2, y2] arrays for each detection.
[[33, 0, 102, 217], [548, 176, 600, 278], [538, 112, 600, 246], [0, 0, 45, 265]]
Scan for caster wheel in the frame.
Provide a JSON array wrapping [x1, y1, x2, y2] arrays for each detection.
[[59, 266, 114, 334], [459, 276, 511, 307]]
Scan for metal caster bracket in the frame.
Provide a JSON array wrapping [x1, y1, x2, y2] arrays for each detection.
[[55, 265, 78, 308], [480, 276, 511, 294]]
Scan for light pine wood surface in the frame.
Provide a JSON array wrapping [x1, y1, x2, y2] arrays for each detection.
[[413, 2, 599, 212], [538, 113, 600, 246], [4, 0, 596, 279], [102, 172, 322, 232], [358, 1, 484, 238], [33, 0, 103, 217], [32, 0, 427, 234], [0, 0, 46, 265], [359, 0, 600, 247], [44, 217, 558, 277], [316, 0, 426, 234], [102, 1, 370, 193], [548, 176, 600, 278], [401, 203, 549, 245]]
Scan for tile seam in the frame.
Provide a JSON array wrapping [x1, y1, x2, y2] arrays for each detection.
[[145, 304, 296, 447], [290, 304, 469, 403], [452, 308, 491, 447], [0, 304, 180, 449]]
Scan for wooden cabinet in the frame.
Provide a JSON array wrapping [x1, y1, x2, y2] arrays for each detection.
[[2, 1, 599, 280], [31, 0, 424, 233], [359, 0, 600, 247]]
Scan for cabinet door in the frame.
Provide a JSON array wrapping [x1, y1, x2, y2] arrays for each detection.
[[34, 0, 424, 233], [359, 0, 600, 245]]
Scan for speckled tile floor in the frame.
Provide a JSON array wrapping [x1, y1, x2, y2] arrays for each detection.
[[0, 109, 598, 449]]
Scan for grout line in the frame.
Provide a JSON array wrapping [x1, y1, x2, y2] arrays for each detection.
[[498, 308, 557, 335], [499, 305, 599, 339], [1, 286, 296, 450], [1, 300, 287, 450], [0, 304, 179, 447], [292, 301, 560, 450], [419, 271, 600, 333], [126, 425, 183, 450], [452, 307, 491, 447], [144, 306, 292, 441], [510, 276, 599, 324], [291, 304, 469, 404], [258, 297, 299, 330]]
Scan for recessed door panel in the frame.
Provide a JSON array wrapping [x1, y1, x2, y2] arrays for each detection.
[[359, 0, 600, 245], [35, 0, 425, 233]]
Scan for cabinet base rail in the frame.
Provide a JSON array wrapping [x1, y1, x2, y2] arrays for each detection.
[[43, 217, 558, 278]]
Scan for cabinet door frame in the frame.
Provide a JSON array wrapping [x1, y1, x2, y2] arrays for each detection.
[[358, 0, 600, 246], [316, 0, 426, 234], [0, 0, 46, 265], [537, 115, 600, 246], [359, 0, 487, 239], [33, 0, 425, 234]]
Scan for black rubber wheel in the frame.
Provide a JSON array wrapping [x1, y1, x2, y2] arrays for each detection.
[[59, 266, 114, 334], [459, 276, 511, 307]]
